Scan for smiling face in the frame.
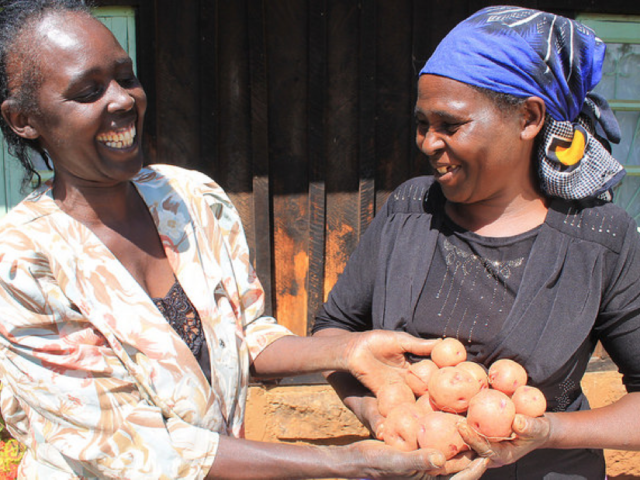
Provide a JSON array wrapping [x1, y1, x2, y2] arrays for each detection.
[[415, 75, 538, 207], [5, 11, 147, 190]]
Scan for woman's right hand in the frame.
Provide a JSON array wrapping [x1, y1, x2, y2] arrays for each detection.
[[347, 440, 488, 480], [457, 413, 551, 469]]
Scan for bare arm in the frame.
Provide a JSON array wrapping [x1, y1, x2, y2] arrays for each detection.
[[205, 435, 447, 480], [252, 328, 438, 398], [206, 435, 496, 480], [545, 391, 640, 450]]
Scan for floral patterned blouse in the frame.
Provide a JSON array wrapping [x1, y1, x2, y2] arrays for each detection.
[[0, 165, 293, 479]]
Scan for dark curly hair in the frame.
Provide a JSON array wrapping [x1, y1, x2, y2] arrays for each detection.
[[0, 0, 92, 189], [471, 84, 527, 114]]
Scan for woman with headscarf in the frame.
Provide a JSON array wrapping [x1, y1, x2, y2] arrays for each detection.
[[313, 5, 640, 479], [0, 1, 489, 478]]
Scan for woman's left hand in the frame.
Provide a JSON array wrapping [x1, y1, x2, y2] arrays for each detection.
[[345, 330, 439, 396], [346, 440, 488, 480], [457, 414, 551, 469]]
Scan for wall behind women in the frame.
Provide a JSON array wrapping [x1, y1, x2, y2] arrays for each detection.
[[130, 0, 640, 339], [2, 1, 639, 341]]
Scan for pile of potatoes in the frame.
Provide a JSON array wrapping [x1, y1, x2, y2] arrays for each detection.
[[378, 338, 546, 459]]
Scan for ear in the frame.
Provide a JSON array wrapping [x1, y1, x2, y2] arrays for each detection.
[[520, 97, 546, 141], [1, 98, 40, 140]]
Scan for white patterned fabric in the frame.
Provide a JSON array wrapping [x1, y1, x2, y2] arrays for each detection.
[[0, 164, 293, 479]]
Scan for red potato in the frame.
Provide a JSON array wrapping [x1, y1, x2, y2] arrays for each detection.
[[456, 361, 489, 391], [405, 359, 439, 396], [427, 366, 480, 413], [466, 389, 516, 440], [377, 381, 416, 417], [511, 385, 547, 417], [431, 337, 467, 368], [488, 358, 528, 396], [380, 403, 423, 451], [417, 411, 469, 460], [416, 393, 437, 414]]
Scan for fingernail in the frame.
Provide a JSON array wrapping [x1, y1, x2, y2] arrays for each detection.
[[457, 422, 471, 435], [429, 451, 446, 468], [514, 415, 526, 431]]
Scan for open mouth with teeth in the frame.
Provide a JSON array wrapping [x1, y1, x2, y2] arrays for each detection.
[[96, 124, 136, 149], [435, 165, 458, 175]]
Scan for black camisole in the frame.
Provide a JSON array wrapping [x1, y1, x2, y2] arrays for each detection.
[[152, 280, 212, 384]]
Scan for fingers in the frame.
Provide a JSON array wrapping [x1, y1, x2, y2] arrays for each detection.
[[457, 422, 493, 458], [394, 331, 441, 357], [512, 414, 550, 441], [355, 440, 446, 476], [432, 451, 475, 476], [368, 409, 386, 440], [448, 457, 489, 480], [413, 448, 447, 471]]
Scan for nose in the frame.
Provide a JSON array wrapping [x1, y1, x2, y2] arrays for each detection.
[[106, 80, 135, 113], [416, 128, 445, 157]]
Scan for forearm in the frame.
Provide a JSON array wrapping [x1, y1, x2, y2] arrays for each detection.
[[250, 333, 354, 378], [207, 435, 447, 480], [206, 436, 355, 479], [544, 392, 640, 451], [253, 327, 436, 397]]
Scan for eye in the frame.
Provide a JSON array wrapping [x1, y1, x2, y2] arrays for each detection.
[[415, 116, 429, 132], [117, 73, 140, 89], [440, 122, 461, 135], [73, 84, 105, 103]]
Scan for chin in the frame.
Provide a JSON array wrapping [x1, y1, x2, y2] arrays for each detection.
[[108, 157, 145, 182], [439, 185, 466, 203]]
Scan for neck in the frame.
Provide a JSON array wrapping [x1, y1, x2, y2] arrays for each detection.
[[52, 179, 141, 227], [446, 192, 549, 237]]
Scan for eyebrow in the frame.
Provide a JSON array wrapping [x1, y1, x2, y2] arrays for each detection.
[[66, 57, 133, 87], [414, 106, 464, 123]]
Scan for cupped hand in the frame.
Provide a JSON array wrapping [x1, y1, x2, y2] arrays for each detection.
[[426, 451, 489, 479], [351, 439, 444, 479], [350, 440, 488, 480], [457, 414, 551, 469], [444, 456, 490, 480], [346, 330, 440, 396]]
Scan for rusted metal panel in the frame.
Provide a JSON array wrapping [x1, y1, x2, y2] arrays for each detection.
[[266, 1, 310, 335], [216, 2, 258, 267], [306, 0, 328, 335], [248, 0, 275, 316], [324, 1, 362, 305], [358, 0, 377, 236], [154, 0, 201, 166]]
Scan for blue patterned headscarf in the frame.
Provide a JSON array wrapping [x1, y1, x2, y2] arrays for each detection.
[[420, 6, 624, 200]]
